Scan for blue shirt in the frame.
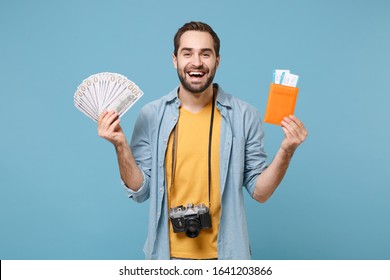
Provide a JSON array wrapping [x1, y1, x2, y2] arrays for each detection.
[[125, 84, 268, 259]]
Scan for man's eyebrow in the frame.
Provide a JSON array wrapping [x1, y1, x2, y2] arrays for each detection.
[[200, 48, 214, 53], [180, 47, 214, 53]]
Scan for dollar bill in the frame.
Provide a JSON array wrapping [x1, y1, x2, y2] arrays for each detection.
[[74, 72, 144, 122]]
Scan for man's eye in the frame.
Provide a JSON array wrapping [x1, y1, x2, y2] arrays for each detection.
[[183, 53, 191, 57], [202, 53, 211, 58]]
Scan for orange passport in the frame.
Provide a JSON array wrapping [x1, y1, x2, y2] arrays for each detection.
[[264, 83, 299, 125]]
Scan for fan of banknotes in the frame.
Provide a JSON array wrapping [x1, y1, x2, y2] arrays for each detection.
[[74, 72, 143, 122]]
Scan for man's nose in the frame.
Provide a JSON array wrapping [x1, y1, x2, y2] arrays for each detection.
[[191, 54, 202, 67]]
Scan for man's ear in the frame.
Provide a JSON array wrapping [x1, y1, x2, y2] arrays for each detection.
[[216, 55, 220, 69], [172, 53, 178, 69]]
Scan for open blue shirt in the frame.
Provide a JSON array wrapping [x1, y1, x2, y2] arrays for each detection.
[[125, 84, 268, 259]]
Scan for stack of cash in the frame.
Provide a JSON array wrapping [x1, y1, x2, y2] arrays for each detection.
[[74, 72, 143, 122]]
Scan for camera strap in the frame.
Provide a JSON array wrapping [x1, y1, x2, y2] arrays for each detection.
[[170, 89, 216, 209]]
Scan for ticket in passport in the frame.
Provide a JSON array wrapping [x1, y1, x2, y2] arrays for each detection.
[[273, 69, 299, 87]]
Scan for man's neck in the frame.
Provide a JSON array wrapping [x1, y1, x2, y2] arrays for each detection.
[[178, 85, 215, 114]]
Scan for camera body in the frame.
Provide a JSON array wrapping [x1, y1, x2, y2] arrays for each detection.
[[169, 203, 212, 238]]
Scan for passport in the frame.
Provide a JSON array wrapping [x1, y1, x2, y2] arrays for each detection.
[[264, 83, 299, 125]]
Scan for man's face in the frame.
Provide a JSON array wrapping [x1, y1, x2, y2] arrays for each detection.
[[173, 31, 220, 94]]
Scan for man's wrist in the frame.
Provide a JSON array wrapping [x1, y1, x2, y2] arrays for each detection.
[[278, 146, 295, 160], [114, 139, 129, 152]]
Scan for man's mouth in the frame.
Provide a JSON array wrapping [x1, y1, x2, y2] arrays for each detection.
[[187, 71, 206, 78]]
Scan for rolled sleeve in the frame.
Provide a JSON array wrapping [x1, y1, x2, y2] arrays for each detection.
[[125, 105, 153, 203], [243, 109, 269, 196], [122, 167, 150, 203]]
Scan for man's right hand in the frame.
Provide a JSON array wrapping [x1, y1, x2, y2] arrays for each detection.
[[97, 111, 126, 146], [98, 111, 143, 191]]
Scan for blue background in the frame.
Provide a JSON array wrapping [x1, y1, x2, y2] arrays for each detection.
[[1, 0, 389, 260]]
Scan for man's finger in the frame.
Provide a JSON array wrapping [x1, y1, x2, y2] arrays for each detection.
[[281, 117, 300, 138], [105, 111, 119, 124], [107, 118, 121, 135], [98, 110, 109, 123], [289, 115, 306, 131]]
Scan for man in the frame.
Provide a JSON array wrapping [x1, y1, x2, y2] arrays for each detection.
[[98, 21, 308, 260]]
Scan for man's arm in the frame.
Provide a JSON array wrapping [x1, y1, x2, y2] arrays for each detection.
[[97, 111, 143, 191], [253, 115, 308, 203]]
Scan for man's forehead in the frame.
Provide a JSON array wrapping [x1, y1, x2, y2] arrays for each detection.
[[178, 31, 215, 51]]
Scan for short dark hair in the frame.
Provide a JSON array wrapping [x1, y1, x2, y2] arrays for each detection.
[[173, 21, 220, 57]]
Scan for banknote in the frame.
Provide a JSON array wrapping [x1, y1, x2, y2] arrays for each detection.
[[74, 72, 144, 122]]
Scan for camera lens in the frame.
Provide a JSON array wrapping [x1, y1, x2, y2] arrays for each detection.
[[185, 219, 201, 238]]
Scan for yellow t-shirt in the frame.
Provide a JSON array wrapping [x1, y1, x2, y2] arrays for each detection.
[[166, 102, 221, 259]]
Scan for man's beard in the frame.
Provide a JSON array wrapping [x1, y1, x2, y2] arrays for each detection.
[[177, 64, 217, 94]]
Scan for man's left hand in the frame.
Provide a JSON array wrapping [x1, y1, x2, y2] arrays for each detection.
[[280, 115, 308, 155]]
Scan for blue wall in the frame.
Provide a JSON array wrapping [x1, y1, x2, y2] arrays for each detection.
[[1, 0, 389, 259]]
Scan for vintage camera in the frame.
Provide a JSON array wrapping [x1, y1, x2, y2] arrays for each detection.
[[169, 203, 212, 238]]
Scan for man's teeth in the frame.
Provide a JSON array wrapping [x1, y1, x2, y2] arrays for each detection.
[[189, 72, 204, 77]]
